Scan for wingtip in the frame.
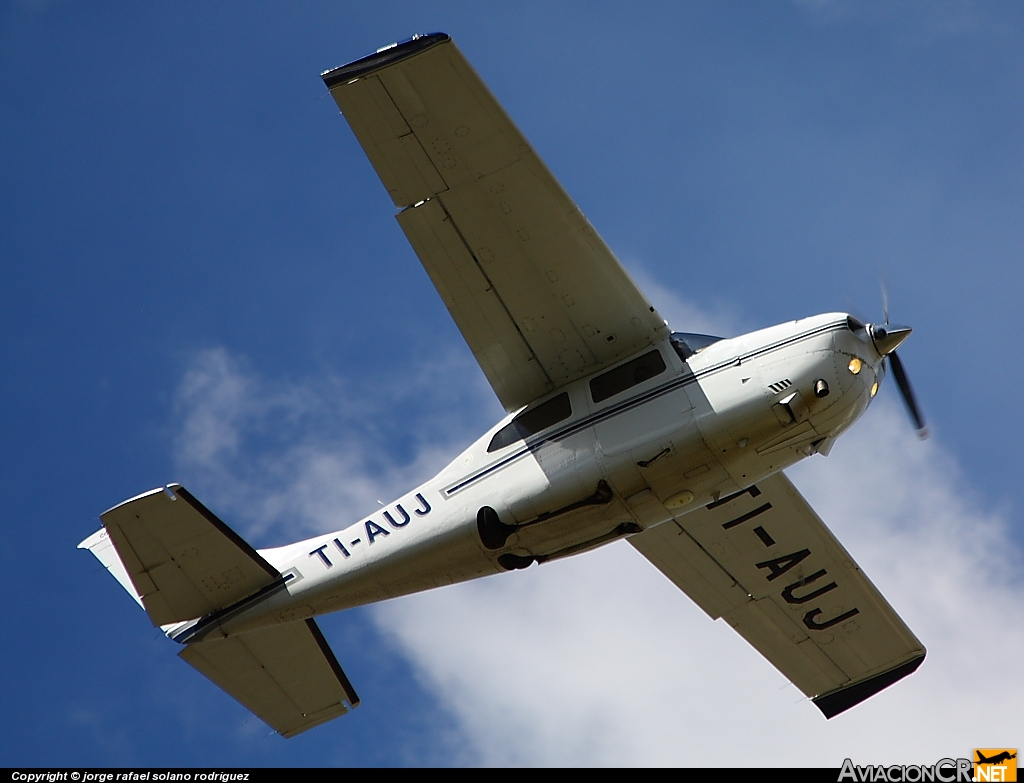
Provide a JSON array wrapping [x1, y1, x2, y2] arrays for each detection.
[[99, 485, 168, 518], [321, 33, 451, 88], [813, 651, 926, 719]]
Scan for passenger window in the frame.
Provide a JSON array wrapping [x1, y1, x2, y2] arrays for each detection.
[[486, 392, 572, 453], [590, 350, 666, 403]]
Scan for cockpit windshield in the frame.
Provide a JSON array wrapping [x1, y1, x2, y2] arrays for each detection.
[[670, 331, 724, 361]]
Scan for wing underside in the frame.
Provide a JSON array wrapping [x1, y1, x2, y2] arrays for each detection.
[[322, 34, 669, 411], [629, 472, 925, 717]]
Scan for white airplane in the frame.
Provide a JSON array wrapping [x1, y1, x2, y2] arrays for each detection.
[[81, 33, 928, 739]]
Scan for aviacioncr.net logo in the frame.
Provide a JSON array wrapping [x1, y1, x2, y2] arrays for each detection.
[[839, 758, 973, 782]]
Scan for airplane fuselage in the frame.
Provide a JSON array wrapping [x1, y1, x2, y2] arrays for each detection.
[[168, 312, 884, 642]]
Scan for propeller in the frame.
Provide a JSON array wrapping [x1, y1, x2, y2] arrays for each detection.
[[867, 289, 929, 439], [888, 350, 927, 436]]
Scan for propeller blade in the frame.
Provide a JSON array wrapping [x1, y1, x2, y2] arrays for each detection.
[[888, 351, 928, 438], [845, 296, 869, 327], [880, 278, 890, 325]]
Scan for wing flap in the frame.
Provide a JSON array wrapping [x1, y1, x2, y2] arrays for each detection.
[[397, 196, 552, 408], [629, 516, 750, 620], [324, 35, 669, 411], [179, 619, 359, 738], [629, 472, 925, 716], [100, 486, 278, 626]]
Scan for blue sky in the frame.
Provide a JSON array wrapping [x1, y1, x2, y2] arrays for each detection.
[[2, 1, 1022, 767]]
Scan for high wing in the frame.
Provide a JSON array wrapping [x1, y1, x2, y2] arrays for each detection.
[[98, 485, 280, 626], [629, 472, 925, 718], [322, 34, 669, 412], [180, 618, 359, 738]]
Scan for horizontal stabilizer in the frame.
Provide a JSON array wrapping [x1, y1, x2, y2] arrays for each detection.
[[180, 619, 360, 738], [99, 485, 279, 626]]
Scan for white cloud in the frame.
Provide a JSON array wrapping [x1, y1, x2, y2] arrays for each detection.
[[172, 313, 1023, 765], [171, 346, 494, 543], [789, 0, 994, 42]]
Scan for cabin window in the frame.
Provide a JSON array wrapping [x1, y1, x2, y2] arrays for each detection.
[[486, 392, 572, 452], [590, 349, 667, 404]]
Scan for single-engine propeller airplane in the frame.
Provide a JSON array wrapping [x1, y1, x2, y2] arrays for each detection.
[[81, 33, 927, 738]]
